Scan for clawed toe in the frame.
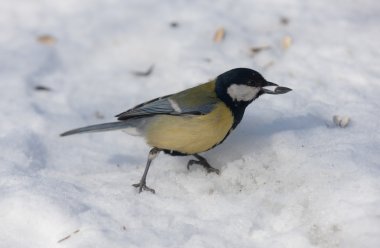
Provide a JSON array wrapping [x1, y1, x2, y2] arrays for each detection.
[[186, 154, 220, 175], [133, 182, 156, 194], [187, 159, 199, 170], [206, 167, 220, 175]]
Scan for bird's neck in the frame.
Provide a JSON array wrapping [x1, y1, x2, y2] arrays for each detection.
[[215, 86, 250, 129], [230, 105, 248, 129]]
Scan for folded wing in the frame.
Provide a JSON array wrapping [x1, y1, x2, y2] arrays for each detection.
[[116, 81, 219, 120]]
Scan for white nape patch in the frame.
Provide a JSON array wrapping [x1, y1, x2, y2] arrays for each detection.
[[227, 84, 260, 101], [168, 98, 182, 113]]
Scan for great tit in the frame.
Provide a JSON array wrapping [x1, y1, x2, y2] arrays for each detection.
[[61, 68, 292, 193]]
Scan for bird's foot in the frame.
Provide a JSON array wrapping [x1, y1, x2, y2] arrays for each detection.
[[132, 181, 155, 194], [187, 159, 220, 175]]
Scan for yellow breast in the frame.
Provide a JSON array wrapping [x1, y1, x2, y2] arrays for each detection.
[[145, 102, 233, 154]]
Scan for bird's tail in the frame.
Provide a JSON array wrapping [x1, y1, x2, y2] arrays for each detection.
[[60, 121, 132, 137]]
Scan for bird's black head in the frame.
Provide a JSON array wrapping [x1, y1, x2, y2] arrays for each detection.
[[215, 68, 292, 128]]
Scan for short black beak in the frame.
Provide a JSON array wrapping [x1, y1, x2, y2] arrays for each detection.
[[262, 81, 292, 95]]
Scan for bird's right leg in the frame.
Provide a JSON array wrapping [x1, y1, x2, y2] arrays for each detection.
[[133, 147, 161, 193]]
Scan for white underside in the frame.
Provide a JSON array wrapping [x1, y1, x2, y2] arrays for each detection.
[[122, 127, 141, 136]]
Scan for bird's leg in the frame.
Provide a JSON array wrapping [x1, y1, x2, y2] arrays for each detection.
[[187, 154, 220, 175], [133, 147, 161, 193]]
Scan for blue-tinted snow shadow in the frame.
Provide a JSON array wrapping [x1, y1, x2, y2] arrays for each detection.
[[25, 132, 48, 172], [249, 113, 325, 137], [206, 113, 326, 163]]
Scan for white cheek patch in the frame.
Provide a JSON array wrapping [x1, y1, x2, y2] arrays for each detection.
[[227, 84, 260, 102]]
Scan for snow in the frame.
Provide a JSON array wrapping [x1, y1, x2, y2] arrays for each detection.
[[1, 0, 379, 247]]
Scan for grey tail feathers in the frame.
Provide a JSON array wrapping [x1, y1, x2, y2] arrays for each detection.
[[60, 121, 130, 137]]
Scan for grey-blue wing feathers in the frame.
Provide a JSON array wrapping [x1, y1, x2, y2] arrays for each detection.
[[116, 94, 217, 120]]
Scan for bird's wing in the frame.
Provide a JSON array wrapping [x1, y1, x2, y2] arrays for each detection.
[[116, 81, 219, 120]]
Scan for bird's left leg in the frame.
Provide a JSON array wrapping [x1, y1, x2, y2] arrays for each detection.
[[133, 147, 161, 193], [187, 154, 220, 175]]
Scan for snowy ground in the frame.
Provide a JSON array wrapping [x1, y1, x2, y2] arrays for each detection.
[[1, 0, 380, 247]]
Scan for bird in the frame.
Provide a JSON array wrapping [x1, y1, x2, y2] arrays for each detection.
[[61, 68, 292, 193]]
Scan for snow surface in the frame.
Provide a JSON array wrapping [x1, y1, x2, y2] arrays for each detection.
[[1, 0, 380, 247]]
